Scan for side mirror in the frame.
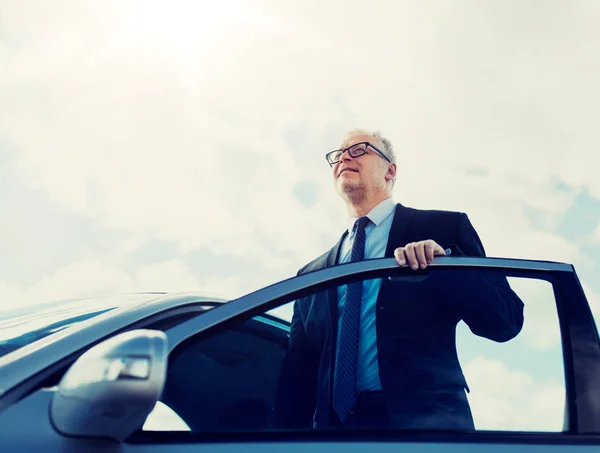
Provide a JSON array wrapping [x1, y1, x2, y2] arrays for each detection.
[[50, 329, 168, 442]]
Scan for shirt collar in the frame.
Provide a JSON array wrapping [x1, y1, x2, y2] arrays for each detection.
[[346, 198, 396, 234]]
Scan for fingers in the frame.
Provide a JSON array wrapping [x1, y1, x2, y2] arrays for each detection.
[[424, 240, 435, 264], [395, 243, 419, 270], [394, 240, 446, 270], [394, 247, 406, 266], [405, 243, 418, 270], [415, 242, 428, 269]]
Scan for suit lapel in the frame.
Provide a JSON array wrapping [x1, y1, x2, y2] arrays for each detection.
[[376, 203, 416, 318], [385, 203, 416, 256], [327, 231, 348, 336]]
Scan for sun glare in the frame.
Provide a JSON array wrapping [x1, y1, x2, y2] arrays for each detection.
[[120, 0, 257, 56]]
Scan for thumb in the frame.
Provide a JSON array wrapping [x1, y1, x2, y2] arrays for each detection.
[[435, 244, 447, 255]]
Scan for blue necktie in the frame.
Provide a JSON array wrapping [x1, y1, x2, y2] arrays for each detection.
[[333, 216, 371, 422]]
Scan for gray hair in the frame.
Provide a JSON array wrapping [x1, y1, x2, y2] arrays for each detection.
[[343, 128, 397, 164]]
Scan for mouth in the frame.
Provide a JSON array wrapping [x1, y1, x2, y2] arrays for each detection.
[[339, 168, 358, 176]]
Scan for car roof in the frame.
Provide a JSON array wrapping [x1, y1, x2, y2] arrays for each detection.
[[0, 291, 230, 322]]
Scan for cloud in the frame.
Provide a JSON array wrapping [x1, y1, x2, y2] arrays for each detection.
[[113, 236, 149, 261], [0, 258, 231, 311], [1, 1, 600, 408], [464, 356, 565, 431], [1, 0, 350, 271], [593, 223, 600, 244], [0, 261, 134, 309], [581, 281, 600, 328], [134, 260, 200, 292], [402, 167, 582, 264], [2, 0, 598, 279], [508, 271, 600, 349], [505, 277, 562, 351]]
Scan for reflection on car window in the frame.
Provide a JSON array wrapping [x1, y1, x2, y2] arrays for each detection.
[[0, 294, 157, 359], [143, 401, 191, 431], [147, 267, 565, 434]]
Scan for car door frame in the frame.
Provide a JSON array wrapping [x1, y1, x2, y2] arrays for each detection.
[[161, 256, 600, 437]]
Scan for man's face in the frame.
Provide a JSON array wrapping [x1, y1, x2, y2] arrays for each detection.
[[332, 133, 391, 198]]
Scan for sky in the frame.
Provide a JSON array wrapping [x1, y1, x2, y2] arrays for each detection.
[[1, 0, 600, 433]]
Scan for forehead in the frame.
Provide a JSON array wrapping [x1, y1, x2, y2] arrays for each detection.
[[340, 132, 378, 149]]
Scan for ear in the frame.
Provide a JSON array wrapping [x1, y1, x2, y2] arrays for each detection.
[[385, 163, 397, 182]]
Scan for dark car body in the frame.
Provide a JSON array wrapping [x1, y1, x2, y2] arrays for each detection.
[[1, 256, 600, 452]]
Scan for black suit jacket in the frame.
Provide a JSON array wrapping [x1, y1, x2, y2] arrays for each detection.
[[272, 204, 524, 430]]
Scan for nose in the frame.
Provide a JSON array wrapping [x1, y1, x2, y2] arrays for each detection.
[[333, 150, 351, 171], [340, 149, 353, 162]]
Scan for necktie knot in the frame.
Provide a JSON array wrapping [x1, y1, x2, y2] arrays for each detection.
[[349, 217, 370, 263], [354, 216, 371, 233]]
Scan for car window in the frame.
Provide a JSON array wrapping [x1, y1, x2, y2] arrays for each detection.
[[145, 266, 566, 434], [143, 401, 191, 431], [457, 276, 564, 431], [160, 314, 289, 433]]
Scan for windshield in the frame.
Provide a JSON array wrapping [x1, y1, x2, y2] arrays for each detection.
[[0, 294, 160, 359]]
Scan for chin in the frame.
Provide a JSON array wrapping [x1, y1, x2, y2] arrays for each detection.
[[337, 180, 364, 198]]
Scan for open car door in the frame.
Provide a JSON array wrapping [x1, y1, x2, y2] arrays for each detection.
[[3, 256, 600, 452]]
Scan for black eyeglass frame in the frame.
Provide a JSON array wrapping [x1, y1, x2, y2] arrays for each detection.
[[325, 141, 391, 167]]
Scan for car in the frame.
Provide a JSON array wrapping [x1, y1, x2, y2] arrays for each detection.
[[0, 255, 599, 451]]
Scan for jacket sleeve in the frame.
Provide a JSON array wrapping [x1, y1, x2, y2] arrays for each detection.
[[449, 213, 525, 342], [271, 298, 320, 429]]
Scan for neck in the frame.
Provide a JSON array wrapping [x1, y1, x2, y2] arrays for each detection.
[[344, 193, 392, 218]]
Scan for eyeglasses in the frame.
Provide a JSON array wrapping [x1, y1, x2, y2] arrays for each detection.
[[325, 142, 391, 167]]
